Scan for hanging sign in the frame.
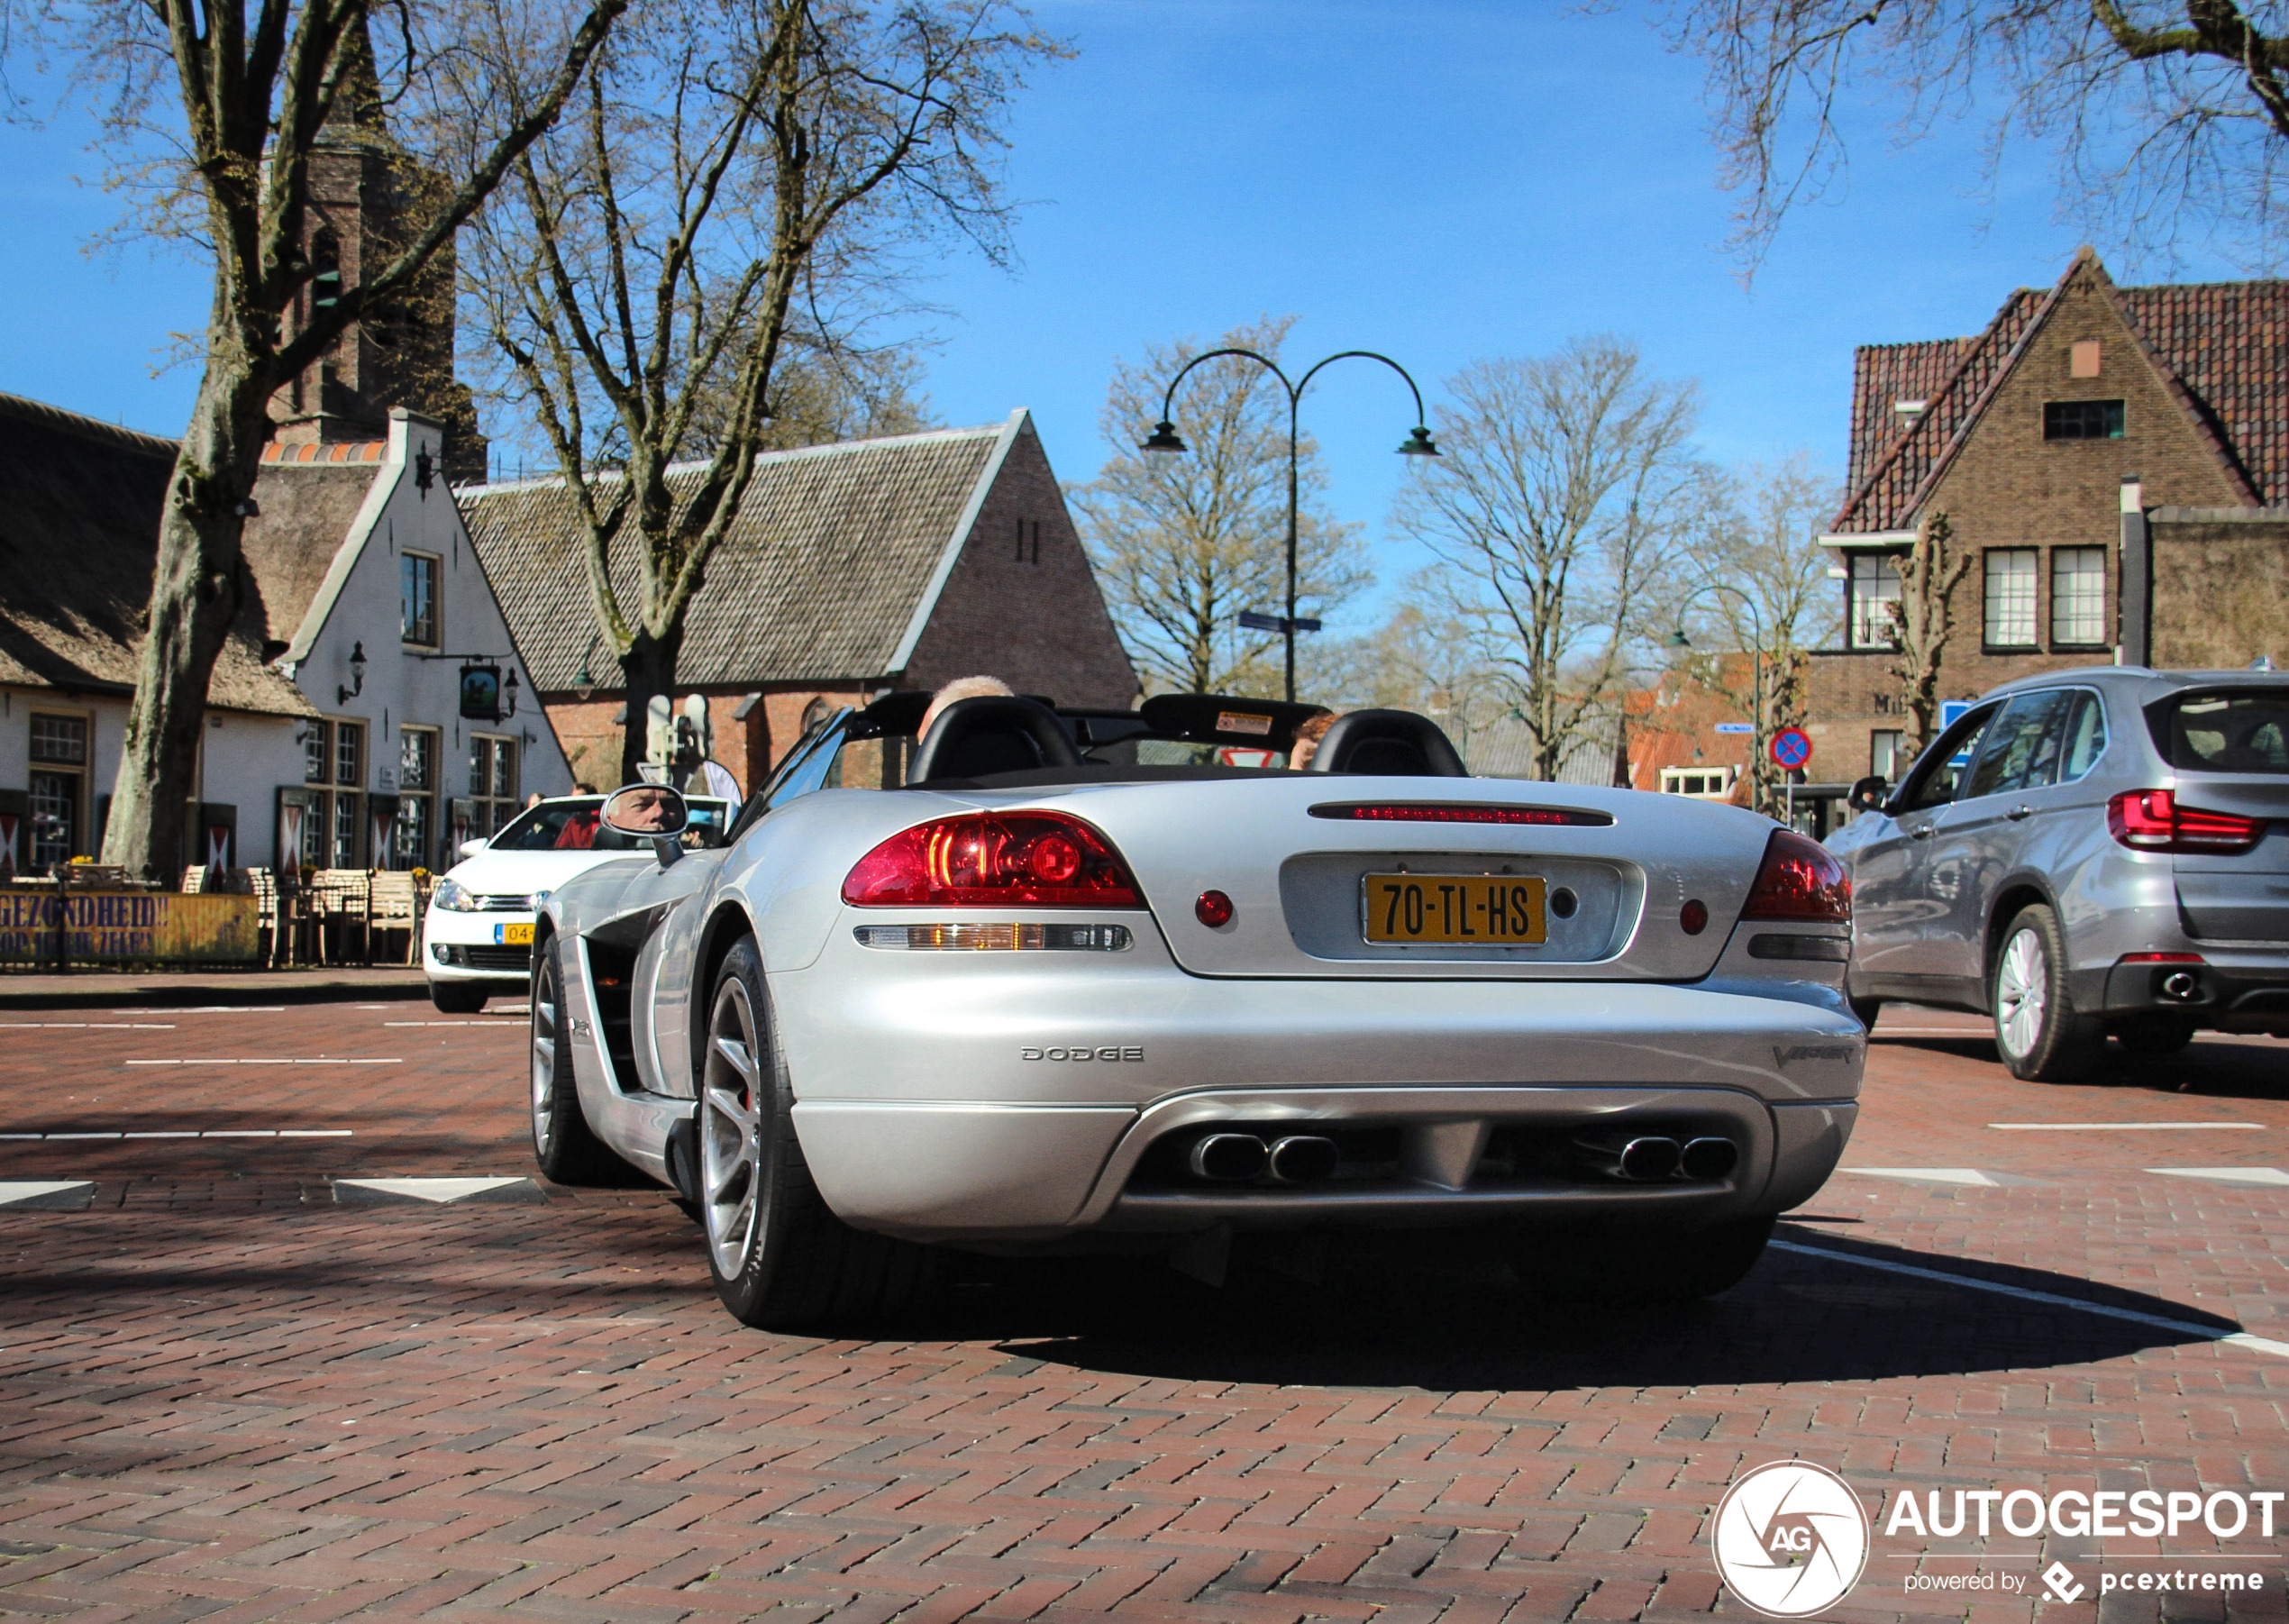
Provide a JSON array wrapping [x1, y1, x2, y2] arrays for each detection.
[[460, 664, 503, 721]]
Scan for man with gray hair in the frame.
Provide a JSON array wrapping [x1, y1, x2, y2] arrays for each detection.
[[918, 674, 1015, 741]]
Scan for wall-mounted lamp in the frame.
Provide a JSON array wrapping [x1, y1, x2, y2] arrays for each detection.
[[504, 666, 521, 718], [337, 642, 367, 706]]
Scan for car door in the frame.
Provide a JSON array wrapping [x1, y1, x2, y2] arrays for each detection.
[[1848, 703, 1995, 990], [1918, 689, 2079, 993]]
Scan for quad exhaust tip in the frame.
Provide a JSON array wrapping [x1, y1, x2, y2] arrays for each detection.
[[1187, 1132, 1342, 1184], [1592, 1133, 1740, 1183]]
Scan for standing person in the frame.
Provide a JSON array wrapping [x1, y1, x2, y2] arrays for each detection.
[[1287, 710, 1337, 771]]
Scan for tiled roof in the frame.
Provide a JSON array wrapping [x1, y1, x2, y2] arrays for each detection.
[[261, 440, 386, 464], [1833, 289, 2046, 533], [460, 422, 1010, 691], [1834, 257, 2289, 532], [0, 393, 317, 716], [2118, 280, 2289, 506]]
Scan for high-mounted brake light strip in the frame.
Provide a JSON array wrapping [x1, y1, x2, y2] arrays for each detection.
[[1309, 803, 1612, 826]]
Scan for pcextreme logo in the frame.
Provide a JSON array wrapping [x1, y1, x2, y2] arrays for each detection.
[[1711, 1461, 1873, 1618]]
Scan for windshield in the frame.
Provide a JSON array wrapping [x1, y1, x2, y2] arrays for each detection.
[[2153, 689, 2289, 775], [488, 797, 731, 851]]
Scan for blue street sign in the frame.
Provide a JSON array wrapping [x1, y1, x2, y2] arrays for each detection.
[[1238, 611, 1323, 634], [1712, 722, 1755, 734]]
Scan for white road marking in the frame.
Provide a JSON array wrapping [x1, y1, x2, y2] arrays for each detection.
[[1772, 1239, 2289, 1359], [385, 1021, 524, 1027], [2148, 1166, 2289, 1187], [0, 1182, 94, 1210], [333, 1176, 536, 1204], [1875, 1027, 1993, 1037], [0, 1128, 353, 1140], [1990, 1121, 2263, 1130], [108, 1007, 285, 1015], [124, 1058, 402, 1066], [1841, 1167, 2002, 1187], [0, 1023, 175, 1029]]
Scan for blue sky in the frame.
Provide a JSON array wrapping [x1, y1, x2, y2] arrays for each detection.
[[0, 0, 2240, 631]]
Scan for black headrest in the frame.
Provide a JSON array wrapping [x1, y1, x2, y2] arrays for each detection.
[[908, 695, 1082, 782], [1307, 708, 1468, 777]]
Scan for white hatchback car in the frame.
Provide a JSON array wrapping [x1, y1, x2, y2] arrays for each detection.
[[424, 794, 732, 1012]]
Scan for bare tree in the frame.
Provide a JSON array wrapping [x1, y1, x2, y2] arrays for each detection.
[[1072, 317, 1368, 698], [10, 0, 627, 875], [1394, 339, 1701, 783], [464, 0, 1058, 781], [1655, 0, 2289, 269], [1675, 454, 1842, 816], [1886, 509, 1974, 756], [1310, 597, 1509, 760]]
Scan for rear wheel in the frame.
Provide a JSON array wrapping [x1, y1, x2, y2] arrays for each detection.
[[1992, 904, 2102, 1082], [530, 939, 633, 1185], [700, 938, 930, 1330], [431, 980, 488, 1014], [1513, 1216, 1774, 1304]]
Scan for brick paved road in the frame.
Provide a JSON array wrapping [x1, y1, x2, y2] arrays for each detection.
[[0, 997, 2284, 1621]]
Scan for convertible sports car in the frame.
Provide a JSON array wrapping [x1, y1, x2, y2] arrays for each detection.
[[532, 691, 1865, 1328]]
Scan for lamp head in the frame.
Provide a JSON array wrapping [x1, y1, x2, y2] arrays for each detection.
[[1139, 420, 1188, 456], [1665, 628, 1692, 650], [1397, 426, 1440, 458]]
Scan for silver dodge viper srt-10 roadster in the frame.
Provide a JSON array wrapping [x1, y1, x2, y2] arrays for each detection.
[[530, 691, 1864, 1328]]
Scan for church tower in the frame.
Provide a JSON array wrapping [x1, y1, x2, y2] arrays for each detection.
[[269, 23, 488, 483]]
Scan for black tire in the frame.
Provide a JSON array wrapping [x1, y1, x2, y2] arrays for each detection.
[[2115, 1016, 2196, 1056], [698, 938, 931, 1331], [1513, 1216, 1774, 1305], [529, 938, 634, 1185], [431, 980, 488, 1014], [1848, 996, 1882, 1032], [1990, 904, 2104, 1082]]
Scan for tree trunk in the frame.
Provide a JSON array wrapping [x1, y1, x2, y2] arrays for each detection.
[[101, 358, 275, 880], [617, 625, 685, 787]]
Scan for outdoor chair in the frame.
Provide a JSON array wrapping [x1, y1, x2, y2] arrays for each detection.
[[367, 871, 421, 966]]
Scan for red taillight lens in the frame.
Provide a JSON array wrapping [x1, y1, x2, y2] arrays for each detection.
[[842, 812, 1142, 908], [2107, 789, 2266, 855], [1742, 829, 1851, 923], [1311, 803, 1613, 826]]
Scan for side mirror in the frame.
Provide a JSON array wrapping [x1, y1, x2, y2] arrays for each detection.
[[1847, 775, 1890, 815], [458, 838, 489, 860], [602, 782, 689, 864]]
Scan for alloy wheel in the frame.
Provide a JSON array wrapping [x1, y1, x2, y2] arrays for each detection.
[[700, 976, 766, 1282], [530, 960, 560, 1149], [1995, 927, 2048, 1059]]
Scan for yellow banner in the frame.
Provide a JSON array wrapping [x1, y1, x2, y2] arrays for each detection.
[[0, 891, 260, 964]]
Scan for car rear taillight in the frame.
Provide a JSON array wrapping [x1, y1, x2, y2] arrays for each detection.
[[1309, 802, 1613, 826], [1741, 829, 1851, 923], [842, 812, 1143, 908], [2106, 789, 2266, 855]]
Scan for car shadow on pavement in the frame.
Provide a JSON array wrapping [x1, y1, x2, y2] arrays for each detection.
[[912, 1225, 2241, 1391], [1881, 1032, 2289, 1101]]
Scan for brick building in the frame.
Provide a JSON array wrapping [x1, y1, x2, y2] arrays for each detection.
[[461, 411, 1136, 793], [1810, 249, 2289, 780]]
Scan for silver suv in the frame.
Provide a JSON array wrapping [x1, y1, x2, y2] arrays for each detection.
[[1826, 668, 2288, 1080]]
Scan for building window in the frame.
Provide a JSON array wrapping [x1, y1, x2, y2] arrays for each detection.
[[295, 719, 367, 868], [1659, 765, 1736, 799], [335, 720, 363, 788], [1870, 730, 1903, 781], [469, 734, 519, 836], [401, 552, 440, 646], [27, 713, 87, 871], [1847, 553, 1902, 648], [1983, 549, 2038, 648], [2051, 546, 2108, 646], [2043, 400, 2124, 440], [395, 726, 438, 871], [305, 720, 331, 783]]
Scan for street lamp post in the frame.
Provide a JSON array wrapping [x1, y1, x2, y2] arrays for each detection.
[[1668, 583, 1773, 811], [1140, 348, 1439, 705]]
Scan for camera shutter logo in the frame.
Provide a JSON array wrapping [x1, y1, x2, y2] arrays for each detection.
[[1711, 1461, 1871, 1618]]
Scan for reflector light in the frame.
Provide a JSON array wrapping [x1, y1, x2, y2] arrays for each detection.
[[2119, 951, 2204, 964], [842, 812, 1142, 908], [1742, 830, 1852, 923], [1310, 803, 1612, 826], [2106, 789, 2266, 854], [853, 923, 1132, 952]]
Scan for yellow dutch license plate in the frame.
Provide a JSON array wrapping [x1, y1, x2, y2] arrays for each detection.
[[497, 922, 535, 947], [1363, 873, 1547, 944]]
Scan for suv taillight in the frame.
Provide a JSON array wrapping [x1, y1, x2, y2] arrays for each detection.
[[2106, 789, 2266, 855], [842, 812, 1143, 907], [1741, 829, 1851, 923]]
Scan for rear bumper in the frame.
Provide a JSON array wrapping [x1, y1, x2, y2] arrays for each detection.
[[789, 1088, 1856, 1244], [2100, 952, 2289, 1027]]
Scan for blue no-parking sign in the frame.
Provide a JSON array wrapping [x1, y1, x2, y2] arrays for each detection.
[[1769, 727, 1813, 770]]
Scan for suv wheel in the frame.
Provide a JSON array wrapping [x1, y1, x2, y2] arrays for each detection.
[[699, 938, 930, 1330], [1992, 904, 2102, 1082]]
